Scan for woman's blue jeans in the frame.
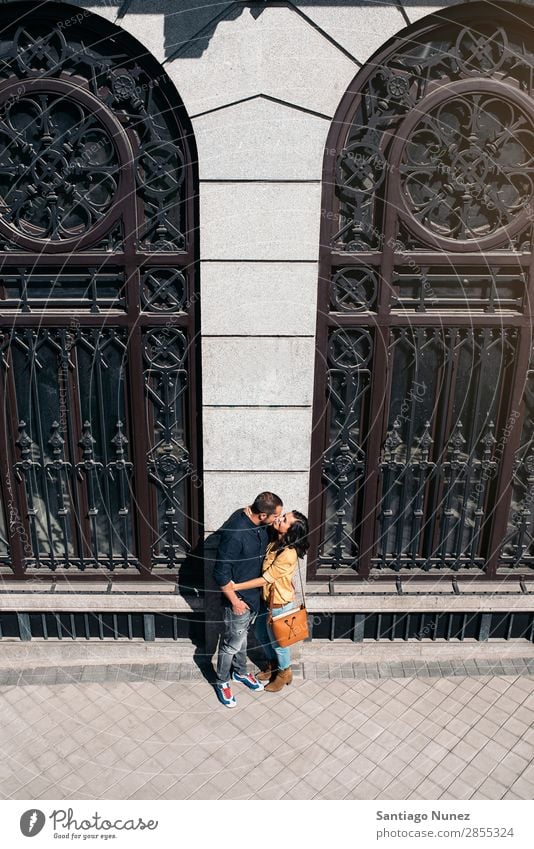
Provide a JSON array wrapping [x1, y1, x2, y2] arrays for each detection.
[[255, 600, 294, 670]]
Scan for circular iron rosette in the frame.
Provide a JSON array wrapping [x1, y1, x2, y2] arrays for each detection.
[[390, 79, 534, 252], [0, 78, 134, 252], [328, 327, 373, 371], [336, 142, 387, 196], [143, 327, 187, 371]]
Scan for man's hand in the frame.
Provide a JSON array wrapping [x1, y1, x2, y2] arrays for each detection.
[[220, 581, 249, 615], [232, 598, 249, 616]]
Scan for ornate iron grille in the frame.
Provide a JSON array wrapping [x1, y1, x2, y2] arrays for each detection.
[[501, 344, 534, 568], [0, 4, 200, 579], [310, 4, 534, 580]]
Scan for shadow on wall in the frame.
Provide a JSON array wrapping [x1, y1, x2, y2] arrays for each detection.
[[54, 0, 464, 59]]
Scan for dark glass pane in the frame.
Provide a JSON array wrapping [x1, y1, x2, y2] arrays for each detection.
[[501, 346, 534, 568], [0, 270, 126, 312], [0, 440, 9, 557], [376, 328, 516, 569], [391, 269, 526, 313], [5, 327, 135, 567], [10, 331, 74, 560], [76, 329, 134, 562]]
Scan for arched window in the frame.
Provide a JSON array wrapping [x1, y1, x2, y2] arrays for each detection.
[[0, 3, 200, 579], [309, 3, 534, 581]]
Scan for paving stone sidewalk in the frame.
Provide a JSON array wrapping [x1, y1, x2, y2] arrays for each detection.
[[1, 669, 534, 800]]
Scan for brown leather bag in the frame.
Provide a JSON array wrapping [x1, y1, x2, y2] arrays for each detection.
[[269, 602, 309, 647], [267, 556, 309, 647]]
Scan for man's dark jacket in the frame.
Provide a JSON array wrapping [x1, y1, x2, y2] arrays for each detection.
[[213, 509, 269, 613]]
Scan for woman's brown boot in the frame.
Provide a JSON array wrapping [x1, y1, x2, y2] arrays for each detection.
[[257, 661, 277, 682], [264, 667, 292, 692]]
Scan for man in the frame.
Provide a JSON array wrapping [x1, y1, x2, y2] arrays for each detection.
[[213, 491, 283, 707]]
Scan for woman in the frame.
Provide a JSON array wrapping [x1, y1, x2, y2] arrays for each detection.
[[231, 510, 309, 692]]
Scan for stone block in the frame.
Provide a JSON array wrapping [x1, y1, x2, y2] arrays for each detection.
[[118, 13, 166, 62], [200, 182, 321, 261], [203, 471, 310, 531], [203, 407, 313, 470], [201, 262, 317, 336], [202, 337, 315, 405], [165, 5, 358, 117], [400, 0, 461, 25], [299, 1, 407, 64], [194, 97, 329, 180], [121, 0, 237, 62]]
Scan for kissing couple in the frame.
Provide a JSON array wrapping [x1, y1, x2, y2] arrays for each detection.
[[213, 491, 309, 708]]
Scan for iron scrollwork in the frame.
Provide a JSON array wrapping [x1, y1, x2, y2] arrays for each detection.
[[141, 268, 187, 313], [0, 92, 119, 243], [375, 327, 515, 572], [144, 327, 192, 566], [313, 9, 532, 580], [502, 345, 534, 568], [335, 20, 534, 252], [318, 329, 372, 570], [399, 93, 534, 244], [0, 18, 189, 252], [0, 8, 199, 576], [331, 267, 378, 312], [6, 328, 137, 571]]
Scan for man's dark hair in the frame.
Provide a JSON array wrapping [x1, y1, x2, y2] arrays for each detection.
[[250, 491, 282, 515]]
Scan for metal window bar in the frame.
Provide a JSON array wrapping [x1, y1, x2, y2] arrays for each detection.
[[1, 610, 534, 641]]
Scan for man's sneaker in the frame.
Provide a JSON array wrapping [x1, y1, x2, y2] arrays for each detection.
[[215, 682, 237, 708], [231, 671, 265, 691]]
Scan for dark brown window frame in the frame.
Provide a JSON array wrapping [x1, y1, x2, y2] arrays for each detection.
[[0, 3, 202, 582], [308, 2, 534, 583]]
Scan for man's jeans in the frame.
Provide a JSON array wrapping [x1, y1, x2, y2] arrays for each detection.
[[215, 606, 253, 685], [255, 601, 294, 671]]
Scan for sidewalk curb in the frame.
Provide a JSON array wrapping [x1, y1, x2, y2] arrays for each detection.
[[2, 658, 534, 685]]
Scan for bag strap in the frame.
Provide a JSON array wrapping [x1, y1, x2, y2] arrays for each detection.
[[296, 555, 306, 604], [268, 582, 275, 621]]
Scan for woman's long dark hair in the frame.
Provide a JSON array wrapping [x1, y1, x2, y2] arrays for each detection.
[[277, 510, 310, 559]]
